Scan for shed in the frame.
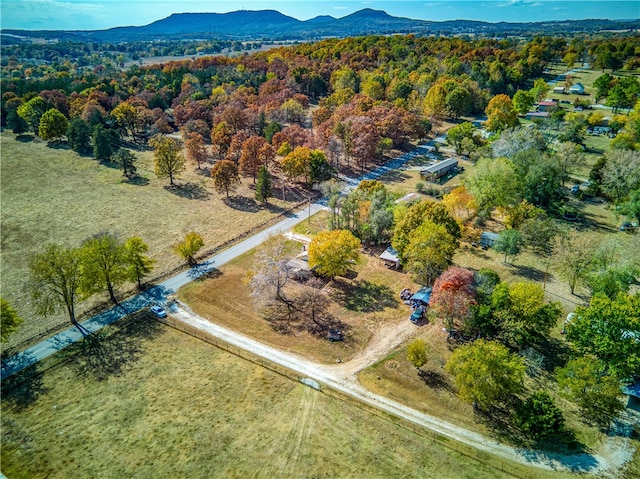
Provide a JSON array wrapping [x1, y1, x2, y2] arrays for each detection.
[[569, 83, 585, 95], [525, 111, 550, 120], [379, 247, 401, 270], [287, 255, 314, 280], [480, 231, 499, 247], [537, 100, 558, 111], [410, 287, 432, 305], [420, 158, 458, 182], [553, 86, 566, 94]]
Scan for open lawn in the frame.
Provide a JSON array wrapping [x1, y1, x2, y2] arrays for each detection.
[[178, 245, 417, 364], [2, 316, 525, 479], [0, 131, 303, 350]]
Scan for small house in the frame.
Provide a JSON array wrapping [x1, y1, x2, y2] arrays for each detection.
[[622, 380, 640, 410], [420, 158, 458, 182], [553, 86, 566, 94], [536, 100, 558, 112], [480, 231, 499, 247], [379, 247, 401, 270], [569, 83, 585, 95]]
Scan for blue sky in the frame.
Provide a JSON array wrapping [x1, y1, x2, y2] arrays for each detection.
[[1, 0, 638, 30]]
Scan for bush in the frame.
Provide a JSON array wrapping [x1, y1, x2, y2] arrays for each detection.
[[513, 392, 573, 444], [406, 339, 429, 368]]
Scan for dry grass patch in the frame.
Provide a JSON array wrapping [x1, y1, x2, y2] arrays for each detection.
[[2, 317, 526, 479], [179, 248, 418, 364], [0, 131, 302, 349]]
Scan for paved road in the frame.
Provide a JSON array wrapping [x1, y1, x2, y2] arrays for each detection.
[[1, 144, 432, 380]]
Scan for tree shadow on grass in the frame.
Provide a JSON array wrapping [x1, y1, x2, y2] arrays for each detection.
[[67, 312, 164, 382], [124, 175, 150, 186], [510, 264, 547, 282], [537, 337, 573, 373], [418, 369, 453, 391], [164, 182, 211, 200], [1, 364, 48, 411], [330, 279, 398, 312], [223, 195, 260, 212], [15, 134, 35, 143]]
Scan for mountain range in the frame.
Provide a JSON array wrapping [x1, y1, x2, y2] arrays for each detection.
[[3, 8, 640, 43]]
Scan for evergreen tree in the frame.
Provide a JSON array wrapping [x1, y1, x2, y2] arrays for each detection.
[[255, 165, 272, 204], [66, 118, 91, 154], [92, 124, 113, 162]]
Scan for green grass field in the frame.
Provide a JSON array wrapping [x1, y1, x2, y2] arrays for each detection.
[[2, 317, 529, 479], [0, 132, 301, 350]]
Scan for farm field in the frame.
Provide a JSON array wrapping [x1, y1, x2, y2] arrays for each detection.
[[2, 316, 529, 479], [0, 131, 303, 350]]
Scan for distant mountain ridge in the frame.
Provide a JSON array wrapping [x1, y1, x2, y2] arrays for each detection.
[[3, 8, 640, 42]]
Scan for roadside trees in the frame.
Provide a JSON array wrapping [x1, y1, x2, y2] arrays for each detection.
[[446, 122, 476, 155], [513, 392, 569, 444], [446, 339, 525, 410], [124, 236, 156, 290], [308, 230, 360, 278], [80, 233, 128, 305], [210, 160, 240, 198], [174, 231, 204, 266], [249, 236, 296, 310], [0, 298, 23, 343], [150, 135, 185, 186], [28, 244, 87, 335]]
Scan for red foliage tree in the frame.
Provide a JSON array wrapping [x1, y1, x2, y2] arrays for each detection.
[[430, 266, 476, 332]]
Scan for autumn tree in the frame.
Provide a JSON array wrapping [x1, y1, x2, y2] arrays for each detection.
[[255, 165, 272, 204], [485, 94, 518, 132], [392, 199, 461, 259], [430, 266, 476, 332], [404, 220, 457, 285], [210, 121, 233, 159], [174, 231, 204, 266], [38, 108, 68, 142], [556, 357, 624, 427], [111, 102, 139, 139], [185, 132, 208, 169], [210, 160, 240, 198], [28, 244, 87, 335], [240, 135, 269, 183], [1, 298, 23, 343], [80, 232, 128, 305], [446, 339, 525, 410], [407, 339, 429, 368], [308, 230, 360, 278], [250, 235, 295, 308], [124, 236, 156, 289], [150, 135, 185, 186], [442, 186, 477, 224]]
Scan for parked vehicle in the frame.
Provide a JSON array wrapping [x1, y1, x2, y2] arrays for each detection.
[[150, 305, 167, 318]]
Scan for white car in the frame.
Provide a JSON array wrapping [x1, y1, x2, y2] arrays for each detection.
[[150, 305, 167, 318]]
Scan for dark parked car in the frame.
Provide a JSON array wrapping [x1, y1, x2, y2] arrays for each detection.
[[410, 306, 425, 324], [328, 329, 344, 341]]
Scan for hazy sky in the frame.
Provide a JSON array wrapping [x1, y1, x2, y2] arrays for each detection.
[[2, 0, 638, 30]]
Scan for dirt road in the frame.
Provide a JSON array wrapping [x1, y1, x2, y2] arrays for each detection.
[[169, 301, 634, 477]]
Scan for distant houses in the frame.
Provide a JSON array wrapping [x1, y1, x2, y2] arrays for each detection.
[[569, 82, 585, 95]]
